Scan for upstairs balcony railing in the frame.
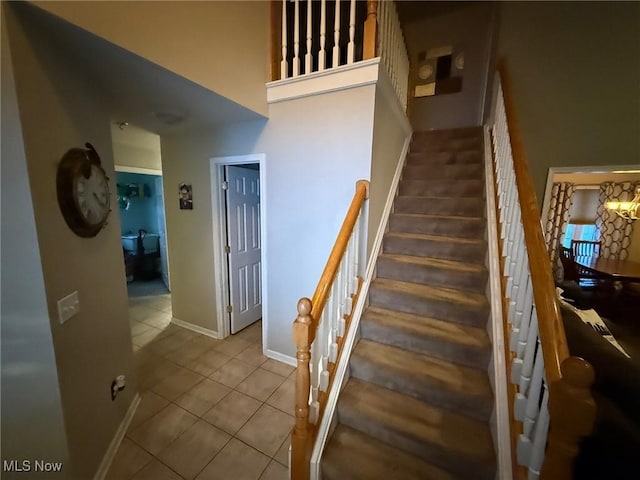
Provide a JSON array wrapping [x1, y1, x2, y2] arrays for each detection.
[[270, 0, 410, 110]]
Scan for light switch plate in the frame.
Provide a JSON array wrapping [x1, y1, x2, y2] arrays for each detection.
[[57, 291, 80, 324]]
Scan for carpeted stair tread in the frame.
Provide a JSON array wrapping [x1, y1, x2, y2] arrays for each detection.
[[378, 253, 485, 273], [361, 306, 491, 367], [351, 339, 493, 420], [369, 278, 489, 328], [376, 253, 488, 292], [404, 164, 483, 180], [385, 231, 484, 245], [322, 425, 461, 480], [371, 278, 488, 309], [383, 231, 487, 264], [389, 213, 486, 239], [338, 378, 496, 480], [407, 151, 483, 165], [394, 195, 485, 217], [399, 179, 484, 197]]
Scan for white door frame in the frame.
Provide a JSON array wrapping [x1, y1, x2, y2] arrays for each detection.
[[541, 164, 640, 224], [210, 154, 267, 340]]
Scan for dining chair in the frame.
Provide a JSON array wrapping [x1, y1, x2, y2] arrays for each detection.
[[571, 240, 601, 258], [559, 245, 605, 288]]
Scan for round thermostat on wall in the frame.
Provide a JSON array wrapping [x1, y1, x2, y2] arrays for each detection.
[[418, 63, 434, 81]]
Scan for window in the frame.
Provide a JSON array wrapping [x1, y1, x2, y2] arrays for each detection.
[[563, 224, 598, 248], [562, 187, 599, 247]]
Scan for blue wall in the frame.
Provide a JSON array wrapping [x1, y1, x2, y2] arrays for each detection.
[[116, 172, 161, 235]]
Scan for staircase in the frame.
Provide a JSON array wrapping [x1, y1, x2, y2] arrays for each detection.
[[321, 127, 496, 480]]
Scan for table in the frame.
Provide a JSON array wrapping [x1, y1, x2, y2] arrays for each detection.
[[574, 256, 640, 283]]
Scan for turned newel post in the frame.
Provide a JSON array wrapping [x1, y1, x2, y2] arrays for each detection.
[[541, 356, 596, 479], [291, 297, 313, 480], [363, 0, 378, 60]]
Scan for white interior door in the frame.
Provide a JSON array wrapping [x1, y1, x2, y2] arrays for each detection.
[[226, 165, 262, 333], [154, 176, 170, 290]]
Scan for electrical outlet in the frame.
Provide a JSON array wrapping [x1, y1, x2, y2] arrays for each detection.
[[57, 291, 80, 324]]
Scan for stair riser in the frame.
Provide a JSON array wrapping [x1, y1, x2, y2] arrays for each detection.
[[350, 353, 492, 422], [389, 214, 486, 239], [368, 286, 489, 328], [376, 256, 488, 293], [404, 164, 483, 181], [383, 236, 486, 264], [338, 403, 494, 480], [399, 179, 484, 197], [407, 151, 483, 166], [413, 127, 483, 140], [411, 137, 483, 153], [360, 317, 491, 369], [394, 197, 484, 217]]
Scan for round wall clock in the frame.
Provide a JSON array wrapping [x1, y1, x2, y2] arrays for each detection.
[[56, 142, 111, 238]]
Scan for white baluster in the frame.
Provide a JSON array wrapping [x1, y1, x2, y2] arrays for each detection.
[[338, 257, 347, 336], [328, 280, 338, 362], [347, 0, 356, 64], [319, 0, 326, 71], [281, 0, 288, 79], [332, 0, 341, 68], [293, 0, 300, 76], [518, 307, 539, 394], [305, 0, 312, 74], [527, 386, 550, 480], [344, 242, 353, 314], [351, 215, 361, 292]]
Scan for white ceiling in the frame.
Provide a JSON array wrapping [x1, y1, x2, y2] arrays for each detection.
[[27, 3, 266, 135]]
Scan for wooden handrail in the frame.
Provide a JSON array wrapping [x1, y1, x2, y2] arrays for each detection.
[[497, 60, 568, 380], [497, 60, 595, 479], [309, 179, 369, 336], [363, 0, 378, 60], [291, 179, 369, 480]]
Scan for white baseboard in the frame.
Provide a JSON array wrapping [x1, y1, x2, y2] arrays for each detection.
[[483, 126, 513, 480], [93, 393, 141, 480], [265, 349, 296, 368], [171, 317, 222, 339]]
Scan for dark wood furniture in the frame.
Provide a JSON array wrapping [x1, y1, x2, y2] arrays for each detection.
[[560, 246, 607, 288], [574, 256, 640, 283], [571, 240, 601, 258]]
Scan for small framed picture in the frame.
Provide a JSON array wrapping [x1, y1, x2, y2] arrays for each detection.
[[179, 183, 193, 210]]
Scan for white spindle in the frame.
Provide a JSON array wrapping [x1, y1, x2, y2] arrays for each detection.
[[281, 0, 288, 79], [332, 0, 341, 68], [337, 256, 346, 337], [329, 280, 338, 362], [527, 387, 550, 480], [347, 0, 356, 64], [305, 0, 312, 74], [293, 0, 300, 76], [319, 0, 326, 71]]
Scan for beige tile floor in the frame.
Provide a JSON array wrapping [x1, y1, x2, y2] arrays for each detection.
[[108, 286, 293, 480]]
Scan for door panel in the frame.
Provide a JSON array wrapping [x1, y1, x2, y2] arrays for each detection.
[[226, 165, 261, 333]]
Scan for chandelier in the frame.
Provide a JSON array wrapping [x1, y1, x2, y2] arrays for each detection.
[[605, 187, 640, 220]]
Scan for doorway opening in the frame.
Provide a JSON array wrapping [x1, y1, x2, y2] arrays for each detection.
[[210, 154, 266, 342]]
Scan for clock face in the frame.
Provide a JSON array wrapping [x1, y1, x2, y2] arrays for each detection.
[[75, 164, 110, 225], [57, 143, 111, 238]]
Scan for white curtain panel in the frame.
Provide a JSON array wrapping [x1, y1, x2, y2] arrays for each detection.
[[596, 182, 638, 260], [544, 182, 575, 281]]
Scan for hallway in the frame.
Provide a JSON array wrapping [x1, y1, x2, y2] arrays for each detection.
[[107, 285, 292, 480]]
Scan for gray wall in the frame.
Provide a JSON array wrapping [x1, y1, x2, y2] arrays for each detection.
[[1, 7, 70, 478], [368, 75, 413, 255], [496, 1, 640, 204], [161, 84, 378, 358], [5, 4, 136, 478], [405, 2, 493, 130]]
